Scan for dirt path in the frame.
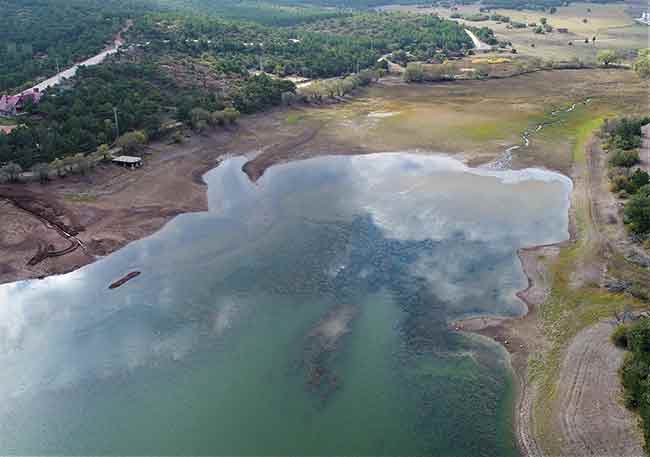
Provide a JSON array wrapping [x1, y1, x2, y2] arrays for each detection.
[[464, 29, 493, 52], [558, 321, 644, 457]]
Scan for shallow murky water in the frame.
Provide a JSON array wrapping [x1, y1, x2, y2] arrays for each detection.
[[0, 154, 570, 455]]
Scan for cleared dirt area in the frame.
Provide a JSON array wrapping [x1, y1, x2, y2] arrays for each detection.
[[558, 320, 644, 457], [0, 128, 243, 284]]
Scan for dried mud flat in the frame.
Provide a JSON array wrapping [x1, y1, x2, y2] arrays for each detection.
[[0, 128, 244, 285], [558, 321, 643, 457]]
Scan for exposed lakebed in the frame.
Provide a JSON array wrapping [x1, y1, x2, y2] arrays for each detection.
[[0, 153, 571, 455]]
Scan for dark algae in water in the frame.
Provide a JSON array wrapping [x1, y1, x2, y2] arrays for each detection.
[[0, 154, 570, 456]]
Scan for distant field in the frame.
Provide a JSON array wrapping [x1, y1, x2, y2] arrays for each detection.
[[380, 2, 648, 62]]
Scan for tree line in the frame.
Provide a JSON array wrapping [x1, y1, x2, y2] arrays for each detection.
[[602, 117, 650, 238]]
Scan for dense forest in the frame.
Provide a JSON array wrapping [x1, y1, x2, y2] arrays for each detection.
[[135, 11, 472, 78], [262, 0, 622, 10], [0, 0, 157, 93], [0, 0, 350, 93], [0, 0, 488, 173]]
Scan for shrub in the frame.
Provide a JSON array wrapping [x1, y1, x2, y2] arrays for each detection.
[[625, 184, 650, 235], [610, 149, 640, 168], [611, 174, 630, 193], [117, 130, 147, 153], [629, 169, 650, 194], [612, 325, 629, 348], [634, 49, 650, 79]]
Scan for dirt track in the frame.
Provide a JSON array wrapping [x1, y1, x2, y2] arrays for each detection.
[[558, 321, 644, 457]]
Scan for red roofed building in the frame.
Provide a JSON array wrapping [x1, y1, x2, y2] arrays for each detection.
[[0, 125, 18, 135], [0, 89, 43, 117]]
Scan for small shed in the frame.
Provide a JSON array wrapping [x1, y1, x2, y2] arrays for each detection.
[[112, 155, 143, 169]]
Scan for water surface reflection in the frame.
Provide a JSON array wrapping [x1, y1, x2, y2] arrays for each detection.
[[0, 154, 570, 455]]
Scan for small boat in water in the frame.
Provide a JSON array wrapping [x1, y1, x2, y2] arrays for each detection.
[[108, 271, 141, 289]]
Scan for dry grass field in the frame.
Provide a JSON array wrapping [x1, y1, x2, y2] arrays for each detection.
[[380, 2, 649, 62]]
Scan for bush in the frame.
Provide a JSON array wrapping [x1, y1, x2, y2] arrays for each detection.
[[634, 49, 650, 79], [624, 184, 650, 235], [612, 325, 629, 348], [629, 169, 650, 194], [611, 117, 650, 150], [610, 149, 640, 168], [117, 130, 147, 153], [611, 174, 630, 193]]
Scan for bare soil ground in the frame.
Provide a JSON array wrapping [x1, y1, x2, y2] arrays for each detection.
[[0, 128, 243, 284], [558, 320, 644, 457]]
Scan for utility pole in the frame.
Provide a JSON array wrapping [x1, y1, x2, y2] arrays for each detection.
[[55, 57, 60, 74], [113, 107, 120, 141], [259, 54, 263, 73]]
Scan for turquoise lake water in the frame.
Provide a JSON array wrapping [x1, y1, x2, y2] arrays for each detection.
[[0, 154, 571, 455]]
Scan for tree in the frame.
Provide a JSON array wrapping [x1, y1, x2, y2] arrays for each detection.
[[1, 162, 22, 182], [540, 17, 547, 25], [549, 7, 557, 14], [597, 50, 619, 67], [117, 131, 147, 154], [634, 49, 650, 79], [625, 184, 650, 234], [32, 163, 50, 183], [97, 144, 112, 162]]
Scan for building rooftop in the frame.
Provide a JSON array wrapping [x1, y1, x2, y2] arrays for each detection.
[[112, 155, 142, 164]]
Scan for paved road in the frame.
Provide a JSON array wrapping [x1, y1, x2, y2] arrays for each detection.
[[15, 23, 130, 97]]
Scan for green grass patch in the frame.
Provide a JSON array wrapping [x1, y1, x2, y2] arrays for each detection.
[[63, 194, 98, 203], [461, 121, 507, 141], [286, 114, 302, 125]]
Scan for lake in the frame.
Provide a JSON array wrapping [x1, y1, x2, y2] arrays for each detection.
[[0, 153, 571, 455]]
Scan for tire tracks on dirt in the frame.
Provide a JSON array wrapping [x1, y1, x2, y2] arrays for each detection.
[[558, 321, 643, 457]]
